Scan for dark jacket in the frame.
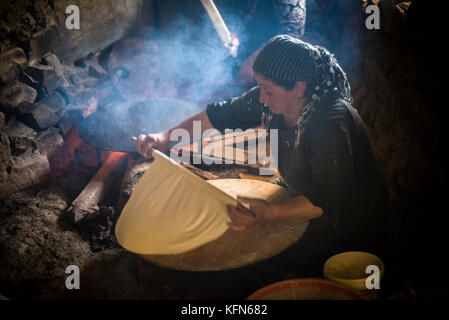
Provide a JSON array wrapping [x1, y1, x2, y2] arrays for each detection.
[[206, 86, 388, 253]]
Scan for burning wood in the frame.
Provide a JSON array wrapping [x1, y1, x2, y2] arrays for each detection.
[[116, 155, 151, 215], [64, 152, 128, 225]]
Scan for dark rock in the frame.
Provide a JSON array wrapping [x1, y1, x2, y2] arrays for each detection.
[[0, 117, 12, 200], [10, 152, 50, 182], [27, 0, 145, 63], [0, 81, 37, 112], [42, 53, 71, 89], [5, 117, 37, 157], [41, 53, 99, 103], [57, 106, 84, 136], [22, 63, 62, 97], [36, 127, 64, 157], [22, 64, 46, 84], [0, 112, 4, 130], [0, 152, 50, 199], [41, 70, 61, 96], [389, 143, 410, 172], [359, 92, 377, 127], [18, 65, 52, 101], [364, 60, 390, 101], [0, 47, 27, 83], [84, 53, 108, 79], [373, 101, 395, 135], [28, 26, 58, 65], [19, 91, 65, 130]]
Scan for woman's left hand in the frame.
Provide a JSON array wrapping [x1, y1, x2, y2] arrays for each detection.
[[226, 196, 276, 231], [224, 33, 239, 58]]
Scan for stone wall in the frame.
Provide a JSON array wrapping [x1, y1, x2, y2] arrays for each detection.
[[0, 0, 146, 63], [327, 0, 445, 262], [327, 1, 442, 201], [0, 1, 147, 199]]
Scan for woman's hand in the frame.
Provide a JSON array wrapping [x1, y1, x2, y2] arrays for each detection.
[[226, 196, 277, 231], [226, 194, 324, 231], [224, 33, 240, 58], [133, 130, 171, 159]]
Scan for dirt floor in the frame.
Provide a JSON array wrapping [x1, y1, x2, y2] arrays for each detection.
[[0, 161, 302, 300], [0, 157, 445, 300], [3, 142, 449, 301]]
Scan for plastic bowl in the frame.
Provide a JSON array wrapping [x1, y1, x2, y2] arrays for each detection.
[[323, 251, 385, 291]]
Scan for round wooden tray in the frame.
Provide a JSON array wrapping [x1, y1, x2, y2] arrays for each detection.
[[141, 179, 309, 271]]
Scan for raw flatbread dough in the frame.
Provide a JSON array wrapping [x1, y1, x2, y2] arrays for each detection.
[[115, 150, 239, 255]]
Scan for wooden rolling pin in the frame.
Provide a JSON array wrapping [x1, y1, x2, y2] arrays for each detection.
[[200, 0, 237, 57]]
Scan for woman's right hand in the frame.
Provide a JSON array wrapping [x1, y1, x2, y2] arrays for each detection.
[[133, 130, 171, 159]]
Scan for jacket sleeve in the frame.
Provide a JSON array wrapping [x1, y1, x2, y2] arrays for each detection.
[[304, 109, 355, 229], [205, 87, 265, 132]]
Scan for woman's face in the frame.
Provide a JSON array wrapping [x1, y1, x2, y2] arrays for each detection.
[[253, 72, 305, 115]]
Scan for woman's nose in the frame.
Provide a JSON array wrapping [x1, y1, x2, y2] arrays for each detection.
[[259, 90, 268, 105]]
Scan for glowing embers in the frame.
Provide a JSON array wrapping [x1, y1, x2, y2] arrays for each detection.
[[49, 125, 108, 177]]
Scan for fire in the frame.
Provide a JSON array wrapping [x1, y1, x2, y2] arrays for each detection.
[[48, 124, 107, 177]]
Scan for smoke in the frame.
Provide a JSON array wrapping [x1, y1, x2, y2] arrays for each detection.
[[111, 10, 248, 106], [78, 10, 250, 150]]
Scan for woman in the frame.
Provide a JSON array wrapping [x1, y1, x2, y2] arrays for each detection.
[[135, 35, 388, 275]]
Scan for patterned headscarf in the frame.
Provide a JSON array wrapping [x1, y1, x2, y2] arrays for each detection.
[[253, 35, 352, 149]]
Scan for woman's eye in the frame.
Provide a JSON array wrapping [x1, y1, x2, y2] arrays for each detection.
[[261, 86, 272, 97]]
